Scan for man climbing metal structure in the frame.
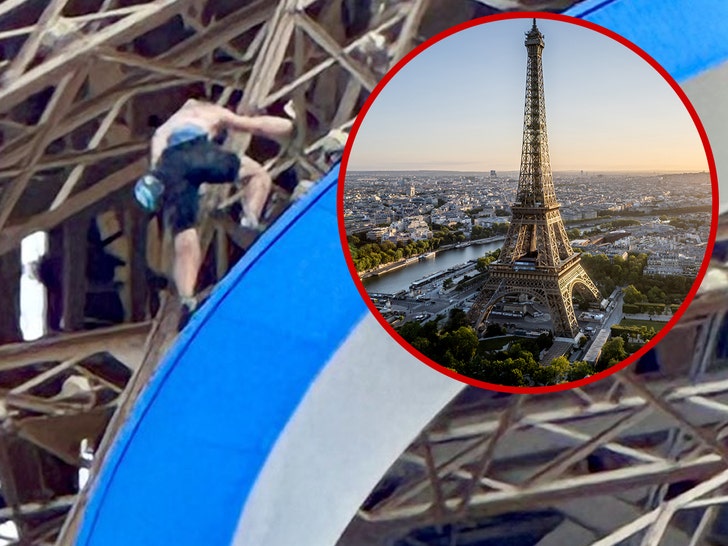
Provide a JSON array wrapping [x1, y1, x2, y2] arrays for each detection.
[[133, 99, 293, 323]]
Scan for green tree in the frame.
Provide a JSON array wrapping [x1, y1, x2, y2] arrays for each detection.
[[598, 337, 628, 370], [476, 249, 501, 272], [443, 278, 454, 290], [646, 285, 666, 303], [484, 323, 506, 337], [441, 326, 479, 364], [567, 360, 595, 382], [623, 285, 646, 304], [542, 356, 571, 384], [444, 308, 469, 332]]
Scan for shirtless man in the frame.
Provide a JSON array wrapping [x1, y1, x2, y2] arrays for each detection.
[[133, 99, 293, 316]]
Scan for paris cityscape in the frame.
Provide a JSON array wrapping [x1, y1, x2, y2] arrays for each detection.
[[344, 170, 710, 278], [343, 169, 711, 387]]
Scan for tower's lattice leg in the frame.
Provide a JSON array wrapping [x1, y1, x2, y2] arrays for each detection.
[[467, 279, 506, 328]]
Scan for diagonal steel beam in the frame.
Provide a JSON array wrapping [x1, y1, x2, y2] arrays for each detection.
[[588, 468, 728, 546], [96, 47, 244, 88], [0, 0, 273, 171], [421, 436, 447, 523], [391, 0, 431, 62], [687, 505, 717, 546], [49, 95, 130, 210], [456, 395, 524, 512], [0, 0, 72, 85], [424, 371, 728, 445], [359, 454, 728, 525], [0, 6, 150, 40], [0, 141, 147, 178], [639, 469, 728, 545], [261, 8, 407, 108], [0, 76, 179, 170], [295, 12, 378, 91], [240, 0, 296, 112], [0, 67, 88, 231], [521, 405, 654, 487], [0, 0, 194, 113], [9, 358, 81, 395], [618, 373, 728, 464], [0, 157, 147, 256], [0, 0, 38, 19]]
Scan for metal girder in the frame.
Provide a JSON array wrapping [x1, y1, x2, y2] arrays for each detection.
[[359, 454, 726, 523], [0, 0, 274, 172], [0, 141, 147, 178], [0, 3, 605, 545], [0, 0, 406, 257], [295, 12, 378, 92], [0, 322, 148, 543], [0, 0, 195, 111], [340, 305, 728, 545], [0, 0, 73, 86], [0, 323, 150, 371], [0, 157, 148, 256], [0, 67, 89, 230]]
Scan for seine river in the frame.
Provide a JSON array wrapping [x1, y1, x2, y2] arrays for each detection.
[[362, 241, 503, 294]]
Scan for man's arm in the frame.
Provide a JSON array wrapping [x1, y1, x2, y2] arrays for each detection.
[[218, 108, 293, 139]]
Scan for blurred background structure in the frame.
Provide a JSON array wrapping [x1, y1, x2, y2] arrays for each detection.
[[337, 280, 728, 545]]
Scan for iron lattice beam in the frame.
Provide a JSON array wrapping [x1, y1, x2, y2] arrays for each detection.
[[338, 304, 728, 545]]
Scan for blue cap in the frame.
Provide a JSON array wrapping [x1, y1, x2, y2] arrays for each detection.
[[134, 174, 165, 212]]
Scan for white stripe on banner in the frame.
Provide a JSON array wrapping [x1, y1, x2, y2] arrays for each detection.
[[682, 67, 728, 212], [232, 313, 465, 546]]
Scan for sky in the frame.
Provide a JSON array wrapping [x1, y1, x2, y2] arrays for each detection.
[[348, 17, 709, 172], [20, 231, 46, 341]]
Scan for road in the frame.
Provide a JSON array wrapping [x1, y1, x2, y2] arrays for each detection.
[[602, 289, 625, 330]]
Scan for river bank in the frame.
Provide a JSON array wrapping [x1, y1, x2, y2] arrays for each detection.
[[362, 238, 504, 294], [358, 236, 505, 280]]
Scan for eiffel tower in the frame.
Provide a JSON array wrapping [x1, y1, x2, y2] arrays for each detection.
[[469, 19, 601, 338]]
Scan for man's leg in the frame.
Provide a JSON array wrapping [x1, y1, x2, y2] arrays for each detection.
[[173, 228, 201, 300], [184, 139, 271, 229], [238, 155, 272, 230]]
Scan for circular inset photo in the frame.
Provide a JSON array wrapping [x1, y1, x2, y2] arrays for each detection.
[[338, 13, 717, 393]]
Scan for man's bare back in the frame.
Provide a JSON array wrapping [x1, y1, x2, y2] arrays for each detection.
[[151, 99, 293, 166]]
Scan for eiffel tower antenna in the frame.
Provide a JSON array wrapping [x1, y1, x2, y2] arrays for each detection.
[[468, 20, 601, 338]]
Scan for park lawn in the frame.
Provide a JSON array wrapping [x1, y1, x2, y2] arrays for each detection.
[[478, 336, 517, 353], [619, 318, 667, 329]]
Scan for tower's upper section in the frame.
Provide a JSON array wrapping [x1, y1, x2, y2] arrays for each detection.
[[515, 19, 558, 209], [525, 18, 545, 49]]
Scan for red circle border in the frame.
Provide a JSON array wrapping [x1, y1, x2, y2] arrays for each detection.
[[336, 11, 719, 395]]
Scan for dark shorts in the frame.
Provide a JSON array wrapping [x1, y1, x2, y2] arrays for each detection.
[[154, 136, 241, 234]]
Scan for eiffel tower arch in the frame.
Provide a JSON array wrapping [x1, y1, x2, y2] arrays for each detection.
[[469, 19, 601, 338]]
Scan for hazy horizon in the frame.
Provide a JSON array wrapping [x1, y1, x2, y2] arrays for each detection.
[[347, 168, 709, 174], [347, 18, 710, 173]]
